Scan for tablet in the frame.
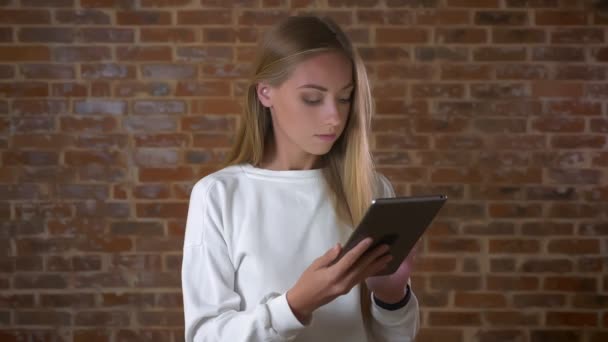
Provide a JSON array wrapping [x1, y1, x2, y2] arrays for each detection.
[[335, 194, 447, 276]]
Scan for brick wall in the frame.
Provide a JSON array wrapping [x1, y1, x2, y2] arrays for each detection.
[[1, 0, 607, 341]]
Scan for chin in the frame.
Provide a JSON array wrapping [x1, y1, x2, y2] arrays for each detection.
[[306, 146, 333, 156]]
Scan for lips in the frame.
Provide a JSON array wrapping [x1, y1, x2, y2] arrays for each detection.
[[315, 134, 337, 141]]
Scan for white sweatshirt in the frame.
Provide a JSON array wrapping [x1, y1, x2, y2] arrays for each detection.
[[181, 164, 419, 342]]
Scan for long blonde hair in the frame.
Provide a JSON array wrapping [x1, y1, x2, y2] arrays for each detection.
[[224, 15, 379, 326]]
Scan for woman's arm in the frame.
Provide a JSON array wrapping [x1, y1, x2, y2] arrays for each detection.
[[182, 180, 305, 342]]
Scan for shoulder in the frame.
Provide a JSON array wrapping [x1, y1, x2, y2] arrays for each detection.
[[190, 164, 245, 200], [374, 171, 395, 198]]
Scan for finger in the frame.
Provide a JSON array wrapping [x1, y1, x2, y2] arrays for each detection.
[[358, 254, 394, 282], [313, 243, 342, 268], [331, 238, 373, 276], [342, 246, 391, 285]]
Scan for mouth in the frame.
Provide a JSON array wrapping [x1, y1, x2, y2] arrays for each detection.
[[315, 134, 337, 142]]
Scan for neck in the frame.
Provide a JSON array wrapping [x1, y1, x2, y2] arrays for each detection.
[[260, 136, 321, 171]]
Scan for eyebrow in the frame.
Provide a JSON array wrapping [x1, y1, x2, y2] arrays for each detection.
[[297, 83, 354, 91]]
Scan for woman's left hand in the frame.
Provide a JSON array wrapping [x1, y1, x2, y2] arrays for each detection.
[[365, 246, 416, 303]]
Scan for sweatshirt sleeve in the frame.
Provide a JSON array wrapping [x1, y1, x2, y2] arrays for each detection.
[[182, 179, 307, 342], [368, 287, 420, 341]]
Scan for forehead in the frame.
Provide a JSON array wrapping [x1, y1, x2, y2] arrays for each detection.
[[284, 51, 353, 90]]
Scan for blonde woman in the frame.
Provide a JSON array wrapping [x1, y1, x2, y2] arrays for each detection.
[[182, 15, 419, 341]]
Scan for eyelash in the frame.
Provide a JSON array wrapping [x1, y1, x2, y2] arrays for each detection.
[[303, 98, 352, 106]]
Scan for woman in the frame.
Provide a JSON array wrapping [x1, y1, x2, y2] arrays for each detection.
[[182, 15, 419, 341]]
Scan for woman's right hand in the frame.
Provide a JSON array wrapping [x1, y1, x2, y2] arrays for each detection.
[[286, 238, 392, 324]]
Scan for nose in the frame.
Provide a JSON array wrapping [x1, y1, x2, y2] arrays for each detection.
[[324, 101, 342, 127]]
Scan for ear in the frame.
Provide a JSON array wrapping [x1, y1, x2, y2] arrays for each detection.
[[256, 83, 273, 108]]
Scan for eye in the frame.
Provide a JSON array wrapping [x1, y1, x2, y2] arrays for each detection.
[[338, 97, 352, 104], [302, 97, 322, 105]]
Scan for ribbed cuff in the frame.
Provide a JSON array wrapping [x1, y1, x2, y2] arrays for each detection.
[[267, 293, 307, 339], [371, 287, 419, 326]]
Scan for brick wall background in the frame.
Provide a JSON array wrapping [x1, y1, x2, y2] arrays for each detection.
[[1, 0, 607, 341]]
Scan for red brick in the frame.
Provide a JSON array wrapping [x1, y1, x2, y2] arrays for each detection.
[[454, 293, 507, 308], [447, 0, 499, 7], [176, 9, 231, 25], [415, 46, 468, 62], [430, 275, 481, 291], [40, 293, 96, 308], [416, 329, 463, 342], [295, 11, 353, 26], [485, 312, 541, 326], [175, 81, 230, 96], [429, 311, 481, 326], [473, 47, 526, 61], [441, 64, 492, 80], [115, 329, 173, 342], [18, 27, 75, 43], [117, 11, 171, 25], [141, 28, 196, 43], [428, 238, 480, 253], [376, 28, 430, 44], [16, 310, 71, 325], [546, 100, 602, 116], [0, 82, 48, 97], [536, 11, 587, 25], [201, 63, 250, 79], [116, 46, 172, 62], [134, 133, 189, 147], [492, 28, 546, 43], [505, 0, 557, 7], [414, 256, 457, 272], [476, 331, 526, 342], [22, 0, 74, 5], [190, 99, 242, 115], [552, 28, 604, 44], [55, 9, 111, 24], [112, 255, 163, 274], [572, 294, 608, 309], [238, 9, 289, 25], [0, 10, 51, 24], [137, 311, 183, 326], [513, 294, 566, 308], [416, 10, 470, 25], [75, 311, 130, 326], [532, 47, 584, 62], [544, 276, 597, 292], [531, 330, 582, 342], [356, 9, 412, 25], [375, 100, 428, 115], [138, 167, 193, 182], [73, 330, 111, 342], [141, 0, 191, 5], [101, 293, 155, 307], [546, 312, 598, 327], [81, 28, 135, 43], [135, 237, 183, 252], [52, 82, 88, 97], [474, 11, 528, 25], [551, 135, 605, 149], [487, 276, 539, 291], [19, 66, 74, 83], [375, 134, 430, 150], [496, 64, 548, 80], [53, 46, 111, 62], [113, 81, 171, 97], [490, 237, 541, 253]]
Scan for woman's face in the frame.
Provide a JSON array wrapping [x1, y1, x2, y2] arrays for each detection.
[[258, 51, 353, 167]]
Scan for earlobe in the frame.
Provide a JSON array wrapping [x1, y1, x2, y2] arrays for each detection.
[[257, 84, 272, 108]]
